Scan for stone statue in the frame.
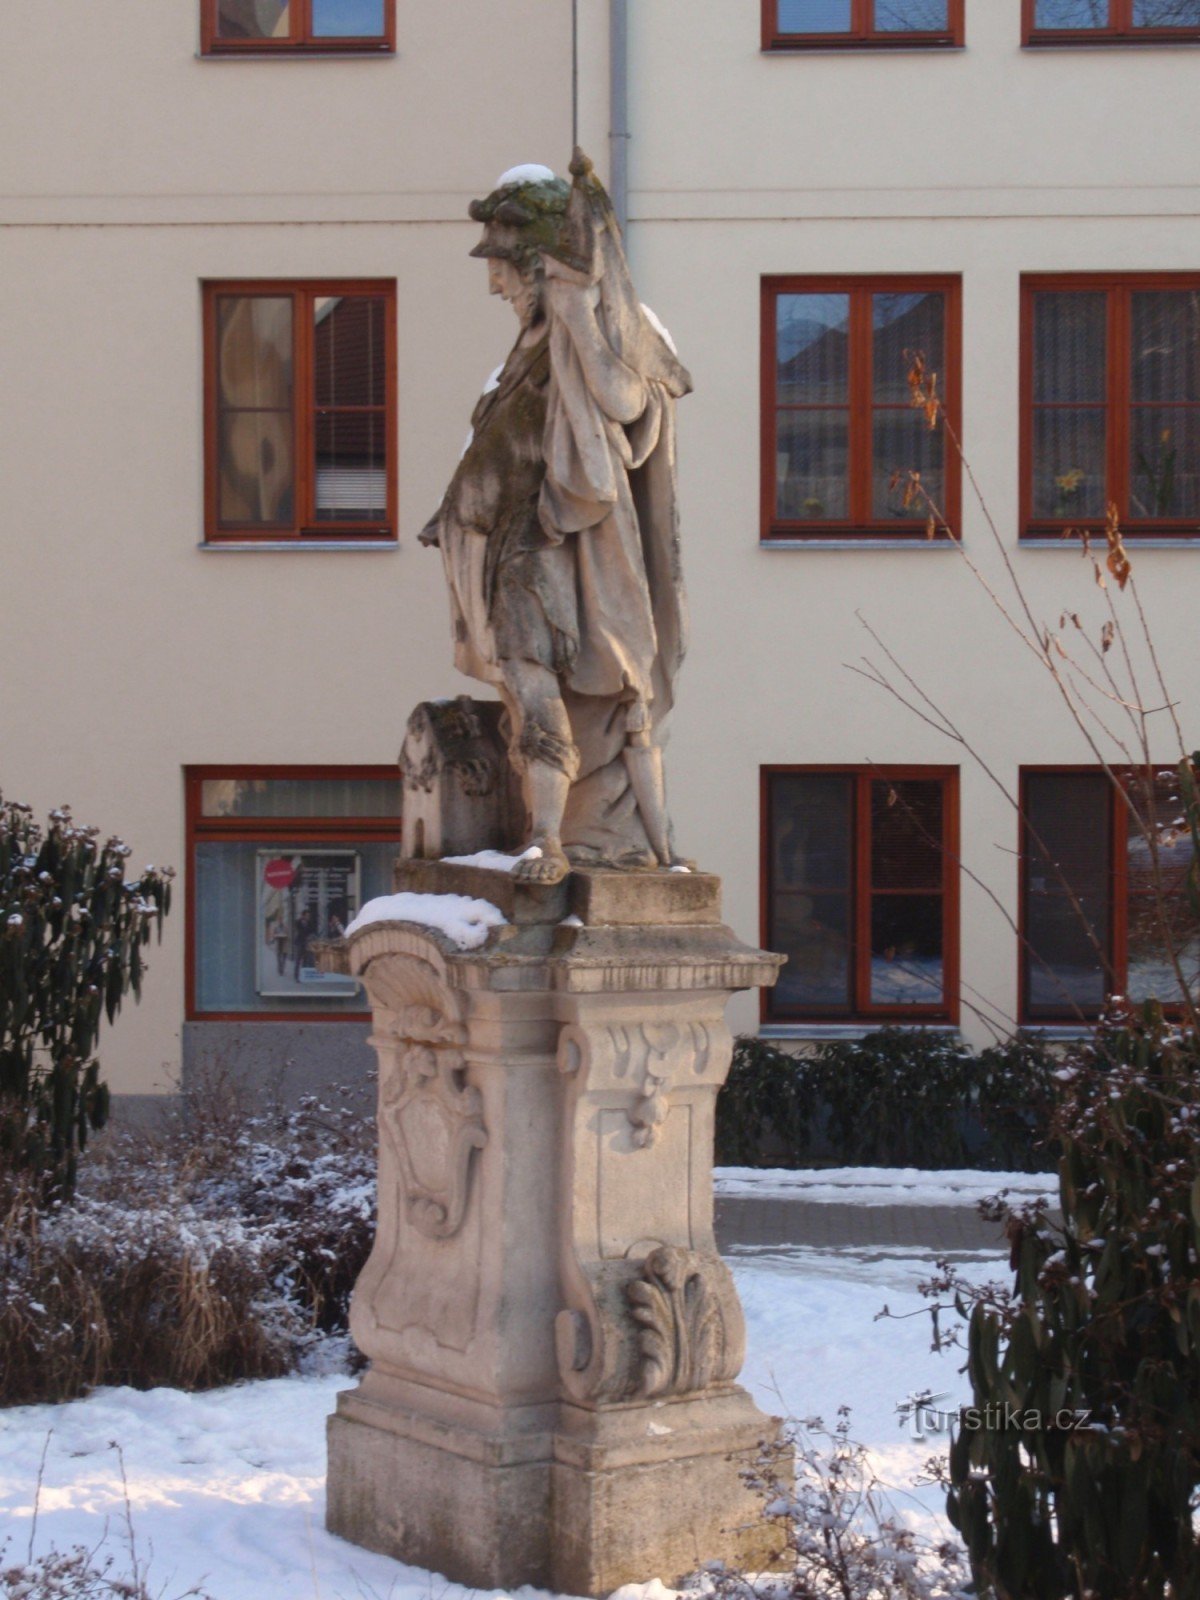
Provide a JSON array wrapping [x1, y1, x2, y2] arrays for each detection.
[[419, 151, 692, 887]]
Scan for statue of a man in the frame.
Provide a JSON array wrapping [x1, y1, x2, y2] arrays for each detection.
[[420, 151, 692, 887]]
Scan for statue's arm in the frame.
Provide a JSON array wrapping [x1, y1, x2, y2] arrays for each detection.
[[544, 262, 647, 426]]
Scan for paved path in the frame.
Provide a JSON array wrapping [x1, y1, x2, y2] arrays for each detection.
[[715, 1194, 1014, 1253]]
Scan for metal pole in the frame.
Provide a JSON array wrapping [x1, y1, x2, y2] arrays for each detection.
[[609, 0, 629, 235], [572, 0, 579, 149]]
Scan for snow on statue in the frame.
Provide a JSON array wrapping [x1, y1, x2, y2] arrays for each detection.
[[419, 151, 692, 887]]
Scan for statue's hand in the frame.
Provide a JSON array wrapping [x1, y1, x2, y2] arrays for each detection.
[[418, 512, 442, 549]]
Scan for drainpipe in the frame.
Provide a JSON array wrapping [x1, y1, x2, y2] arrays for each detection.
[[609, 0, 629, 236]]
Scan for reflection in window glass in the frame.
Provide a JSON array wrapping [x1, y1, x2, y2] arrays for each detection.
[[1133, 0, 1200, 23], [217, 0, 290, 38], [777, 0, 853, 30], [311, 0, 387, 35], [1034, 0, 1111, 24], [1024, 772, 1111, 1018], [216, 296, 294, 527], [875, 0, 950, 29]]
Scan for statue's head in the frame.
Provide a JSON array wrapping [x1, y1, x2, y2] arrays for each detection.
[[469, 165, 571, 327]]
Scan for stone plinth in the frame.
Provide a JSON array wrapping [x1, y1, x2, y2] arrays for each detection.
[[325, 864, 786, 1595]]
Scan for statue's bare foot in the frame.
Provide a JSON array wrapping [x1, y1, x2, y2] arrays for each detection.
[[514, 838, 570, 886]]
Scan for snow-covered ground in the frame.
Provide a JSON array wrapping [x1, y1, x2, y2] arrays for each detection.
[[0, 1224, 1004, 1600], [715, 1164, 1057, 1207]]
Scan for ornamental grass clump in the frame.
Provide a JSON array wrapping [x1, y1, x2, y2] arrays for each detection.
[[0, 795, 172, 1201]]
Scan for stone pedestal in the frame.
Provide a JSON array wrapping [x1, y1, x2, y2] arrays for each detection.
[[325, 863, 786, 1595]]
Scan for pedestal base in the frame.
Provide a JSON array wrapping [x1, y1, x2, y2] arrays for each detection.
[[327, 1381, 781, 1594], [322, 864, 788, 1595]]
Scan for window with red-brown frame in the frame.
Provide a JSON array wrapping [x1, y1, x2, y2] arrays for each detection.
[[203, 281, 396, 543], [1022, 275, 1200, 540], [762, 277, 961, 541], [762, 767, 960, 1024], [1024, 0, 1200, 44], [201, 0, 394, 54], [186, 768, 401, 1020], [1020, 768, 1198, 1023], [763, 0, 963, 47]]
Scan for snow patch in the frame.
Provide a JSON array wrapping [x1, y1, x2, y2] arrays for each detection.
[[344, 892, 506, 950], [496, 162, 557, 187], [641, 302, 678, 355], [440, 846, 542, 872]]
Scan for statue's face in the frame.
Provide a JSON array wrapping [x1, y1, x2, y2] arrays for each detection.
[[487, 256, 542, 330]]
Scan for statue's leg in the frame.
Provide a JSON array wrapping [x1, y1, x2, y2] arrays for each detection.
[[500, 659, 576, 886]]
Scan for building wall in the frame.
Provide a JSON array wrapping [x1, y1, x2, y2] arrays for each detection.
[[626, 0, 1200, 1043], [0, 1, 1194, 1090]]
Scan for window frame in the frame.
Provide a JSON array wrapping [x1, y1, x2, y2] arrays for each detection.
[[760, 764, 961, 1026], [761, 275, 962, 543], [202, 279, 397, 545], [762, 0, 964, 48], [201, 0, 395, 54], [1018, 765, 1196, 1023], [185, 764, 401, 1022], [1023, 0, 1200, 45], [1021, 273, 1200, 541]]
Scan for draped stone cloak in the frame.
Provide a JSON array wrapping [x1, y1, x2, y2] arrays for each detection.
[[429, 171, 692, 867]]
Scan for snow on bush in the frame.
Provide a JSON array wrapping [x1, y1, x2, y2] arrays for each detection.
[[0, 1083, 376, 1407]]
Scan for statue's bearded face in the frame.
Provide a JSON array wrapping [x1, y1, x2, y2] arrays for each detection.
[[487, 256, 542, 330]]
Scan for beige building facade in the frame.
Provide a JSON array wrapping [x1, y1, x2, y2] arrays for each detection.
[[1, 0, 1197, 1101]]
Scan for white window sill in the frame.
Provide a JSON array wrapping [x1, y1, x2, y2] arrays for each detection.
[[194, 50, 393, 61], [1022, 537, 1200, 549], [198, 541, 398, 552]]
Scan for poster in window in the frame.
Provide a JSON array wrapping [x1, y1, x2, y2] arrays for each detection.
[[255, 849, 362, 999]]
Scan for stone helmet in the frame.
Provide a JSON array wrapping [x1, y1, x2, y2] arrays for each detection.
[[468, 164, 574, 274]]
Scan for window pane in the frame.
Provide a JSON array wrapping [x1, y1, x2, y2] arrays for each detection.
[[873, 410, 944, 520], [1033, 293, 1107, 402], [874, 0, 950, 31], [777, 0, 854, 31], [1131, 292, 1200, 403], [200, 776, 402, 818], [772, 894, 854, 1011], [870, 896, 943, 1006], [777, 295, 850, 404], [772, 774, 853, 889], [1129, 407, 1200, 519], [871, 780, 943, 889], [195, 840, 396, 1013], [873, 292, 944, 403], [1033, 0, 1111, 24], [217, 0, 291, 38], [311, 0, 387, 36], [217, 297, 293, 410], [315, 297, 386, 408], [315, 413, 387, 520], [218, 412, 294, 526], [1025, 772, 1110, 1016], [1133, 0, 1200, 23], [776, 410, 849, 519], [1031, 408, 1107, 518]]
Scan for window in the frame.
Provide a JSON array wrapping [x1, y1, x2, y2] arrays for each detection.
[[1021, 768, 1199, 1021], [186, 767, 402, 1019], [764, 0, 963, 47], [1022, 276, 1200, 539], [201, 0, 394, 53], [203, 282, 396, 543], [762, 277, 961, 541], [763, 767, 959, 1023], [1024, 0, 1200, 44]]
